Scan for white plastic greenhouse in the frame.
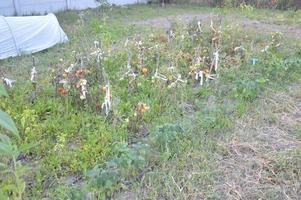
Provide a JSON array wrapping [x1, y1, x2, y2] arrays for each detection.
[[0, 0, 146, 59], [0, 14, 68, 59]]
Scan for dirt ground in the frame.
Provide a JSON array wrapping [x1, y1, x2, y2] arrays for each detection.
[[133, 13, 301, 39]]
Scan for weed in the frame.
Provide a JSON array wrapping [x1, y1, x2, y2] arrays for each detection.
[[0, 84, 30, 199]]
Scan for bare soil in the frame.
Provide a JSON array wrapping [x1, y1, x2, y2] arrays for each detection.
[[133, 13, 301, 39]]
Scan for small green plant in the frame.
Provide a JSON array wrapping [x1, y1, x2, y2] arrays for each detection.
[[0, 84, 25, 200], [150, 123, 184, 159], [233, 79, 261, 101], [87, 142, 148, 198], [240, 2, 254, 13]]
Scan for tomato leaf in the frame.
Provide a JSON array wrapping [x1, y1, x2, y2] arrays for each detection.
[[0, 84, 8, 97], [0, 110, 19, 139]]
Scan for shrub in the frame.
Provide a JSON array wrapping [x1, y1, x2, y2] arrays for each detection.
[[169, 0, 301, 9]]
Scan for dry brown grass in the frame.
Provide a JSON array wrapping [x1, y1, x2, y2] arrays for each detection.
[[216, 82, 301, 199]]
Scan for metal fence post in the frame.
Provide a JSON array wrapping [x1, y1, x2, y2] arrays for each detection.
[[12, 0, 17, 15], [12, 0, 21, 15], [66, 0, 69, 10]]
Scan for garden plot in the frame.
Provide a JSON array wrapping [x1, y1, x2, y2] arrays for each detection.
[[0, 5, 301, 199]]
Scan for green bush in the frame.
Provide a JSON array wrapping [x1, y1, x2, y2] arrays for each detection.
[[169, 0, 301, 9]]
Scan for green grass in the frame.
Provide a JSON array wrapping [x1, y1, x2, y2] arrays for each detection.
[[0, 4, 301, 199], [216, 6, 301, 26]]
